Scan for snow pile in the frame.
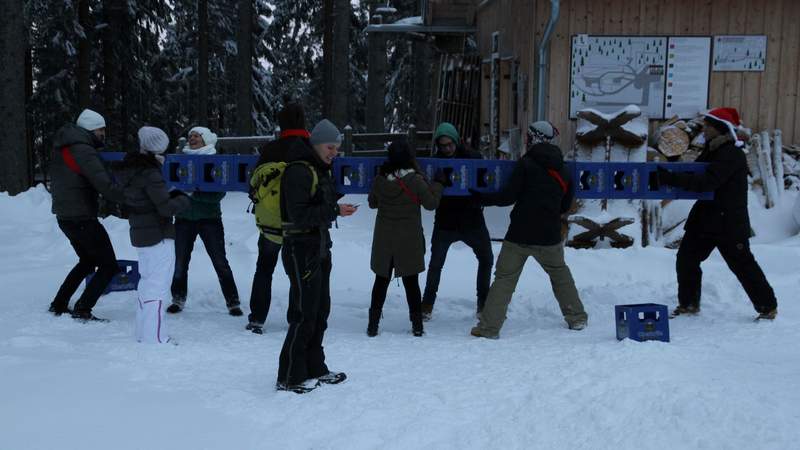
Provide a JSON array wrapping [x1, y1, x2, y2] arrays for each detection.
[[1, 188, 799, 449]]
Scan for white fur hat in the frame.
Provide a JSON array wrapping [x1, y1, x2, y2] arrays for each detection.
[[188, 126, 218, 147]]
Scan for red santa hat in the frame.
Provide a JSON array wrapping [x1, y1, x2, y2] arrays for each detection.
[[704, 107, 744, 147]]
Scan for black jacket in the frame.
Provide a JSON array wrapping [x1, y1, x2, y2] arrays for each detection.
[[479, 143, 574, 246], [256, 135, 305, 166], [662, 135, 751, 241], [280, 138, 340, 248], [50, 123, 124, 219], [434, 146, 486, 230], [115, 153, 191, 248]]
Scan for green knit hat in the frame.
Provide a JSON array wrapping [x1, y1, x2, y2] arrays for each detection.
[[433, 122, 460, 144]]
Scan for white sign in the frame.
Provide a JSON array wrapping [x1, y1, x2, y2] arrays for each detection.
[[712, 35, 766, 71], [570, 36, 667, 119], [665, 37, 711, 118]]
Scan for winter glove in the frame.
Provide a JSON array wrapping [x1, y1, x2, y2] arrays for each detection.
[[657, 166, 677, 186], [169, 189, 189, 199], [433, 169, 449, 186]]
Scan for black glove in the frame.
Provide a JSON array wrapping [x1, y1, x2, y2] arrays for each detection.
[[433, 169, 449, 186], [657, 166, 676, 186], [169, 189, 189, 199]]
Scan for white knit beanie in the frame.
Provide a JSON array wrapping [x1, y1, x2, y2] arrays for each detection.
[[76, 109, 106, 131], [188, 126, 218, 147], [138, 126, 170, 154]]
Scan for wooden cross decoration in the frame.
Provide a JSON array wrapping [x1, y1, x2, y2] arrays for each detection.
[[575, 108, 646, 148], [567, 216, 635, 249]]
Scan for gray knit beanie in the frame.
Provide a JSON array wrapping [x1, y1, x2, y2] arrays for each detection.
[[310, 119, 342, 146]]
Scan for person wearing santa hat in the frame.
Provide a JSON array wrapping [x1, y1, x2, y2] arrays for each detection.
[[658, 107, 778, 321], [116, 127, 192, 343]]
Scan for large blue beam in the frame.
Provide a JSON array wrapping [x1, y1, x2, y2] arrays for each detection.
[[99, 153, 712, 200]]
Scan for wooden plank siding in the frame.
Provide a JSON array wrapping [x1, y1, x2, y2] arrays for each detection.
[[473, 0, 800, 149]]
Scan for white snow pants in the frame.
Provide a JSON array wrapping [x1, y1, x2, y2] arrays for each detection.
[[135, 239, 175, 344]]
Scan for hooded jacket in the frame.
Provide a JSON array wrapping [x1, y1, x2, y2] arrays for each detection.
[[663, 135, 751, 240], [368, 170, 443, 278], [279, 138, 341, 249], [50, 123, 124, 220], [433, 145, 486, 231], [479, 143, 574, 246], [115, 153, 191, 247]]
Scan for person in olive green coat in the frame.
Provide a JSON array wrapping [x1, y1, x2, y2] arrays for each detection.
[[367, 141, 444, 337], [168, 126, 242, 316]]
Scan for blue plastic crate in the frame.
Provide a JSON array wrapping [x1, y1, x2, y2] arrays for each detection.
[[232, 155, 259, 193], [85, 260, 140, 296], [571, 162, 609, 199], [194, 155, 234, 192], [418, 158, 473, 196], [164, 154, 198, 192], [615, 303, 670, 342], [333, 157, 382, 194]]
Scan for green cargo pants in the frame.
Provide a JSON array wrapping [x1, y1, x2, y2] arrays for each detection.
[[475, 240, 587, 337]]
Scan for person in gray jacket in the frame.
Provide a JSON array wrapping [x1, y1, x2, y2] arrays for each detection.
[[116, 127, 191, 343], [49, 109, 124, 321]]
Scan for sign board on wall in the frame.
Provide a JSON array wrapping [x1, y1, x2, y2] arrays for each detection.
[[712, 35, 766, 71], [665, 37, 711, 118]]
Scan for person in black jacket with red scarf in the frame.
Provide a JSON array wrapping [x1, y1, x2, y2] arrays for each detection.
[[470, 121, 588, 339], [245, 102, 309, 335], [658, 107, 778, 321], [421, 122, 494, 321]]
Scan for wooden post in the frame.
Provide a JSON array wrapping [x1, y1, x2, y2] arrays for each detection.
[[236, 0, 254, 136], [366, 13, 386, 133], [408, 124, 417, 154], [773, 129, 784, 200], [343, 125, 353, 155], [0, 0, 28, 194]]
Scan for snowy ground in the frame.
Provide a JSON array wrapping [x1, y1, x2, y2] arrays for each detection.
[[1, 187, 799, 450]]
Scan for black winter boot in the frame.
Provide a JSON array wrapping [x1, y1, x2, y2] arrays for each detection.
[[410, 312, 424, 337], [367, 309, 381, 337]]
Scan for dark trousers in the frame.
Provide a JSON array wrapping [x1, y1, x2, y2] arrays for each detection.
[[278, 238, 331, 385], [52, 219, 119, 313], [370, 273, 422, 316], [423, 225, 494, 311], [248, 234, 282, 325], [676, 231, 777, 313], [171, 218, 240, 307]]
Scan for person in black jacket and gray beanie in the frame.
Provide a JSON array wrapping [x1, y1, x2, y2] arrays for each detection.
[[658, 107, 778, 321], [48, 109, 124, 322], [421, 122, 494, 321], [246, 101, 309, 335], [276, 119, 357, 394], [117, 126, 191, 343], [470, 121, 588, 339]]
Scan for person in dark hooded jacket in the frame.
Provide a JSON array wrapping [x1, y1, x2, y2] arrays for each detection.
[[421, 122, 494, 320], [367, 141, 444, 337], [246, 102, 309, 335], [470, 121, 588, 339], [275, 119, 357, 394], [116, 127, 191, 343], [48, 109, 124, 321], [658, 107, 778, 321]]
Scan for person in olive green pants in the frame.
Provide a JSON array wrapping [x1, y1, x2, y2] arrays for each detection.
[[470, 121, 587, 339]]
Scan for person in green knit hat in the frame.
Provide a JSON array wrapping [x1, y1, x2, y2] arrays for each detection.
[[421, 122, 494, 321], [168, 126, 242, 316]]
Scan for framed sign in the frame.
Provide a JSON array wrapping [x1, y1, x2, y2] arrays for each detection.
[[712, 35, 766, 71], [665, 37, 711, 119], [570, 35, 667, 119]]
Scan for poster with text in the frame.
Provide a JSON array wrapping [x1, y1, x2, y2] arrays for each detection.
[[712, 35, 766, 71], [570, 35, 667, 119], [665, 37, 711, 118]]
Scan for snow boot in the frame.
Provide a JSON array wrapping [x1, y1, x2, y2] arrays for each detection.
[[470, 326, 499, 340], [227, 299, 243, 317], [367, 309, 381, 337], [755, 308, 777, 321], [669, 304, 700, 319], [246, 322, 264, 335], [318, 371, 347, 385], [568, 320, 587, 331], [411, 312, 424, 337], [71, 310, 109, 323], [421, 303, 433, 322], [167, 297, 185, 314], [276, 379, 320, 394], [48, 303, 71, 317]]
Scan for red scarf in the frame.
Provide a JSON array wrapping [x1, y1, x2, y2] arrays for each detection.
[[280, 129, 310, 139]]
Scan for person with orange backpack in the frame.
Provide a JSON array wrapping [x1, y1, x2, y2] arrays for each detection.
[[469, 121, 588, 339]]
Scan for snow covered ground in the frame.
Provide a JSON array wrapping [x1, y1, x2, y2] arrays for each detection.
[[1, 187, 799, 450]]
